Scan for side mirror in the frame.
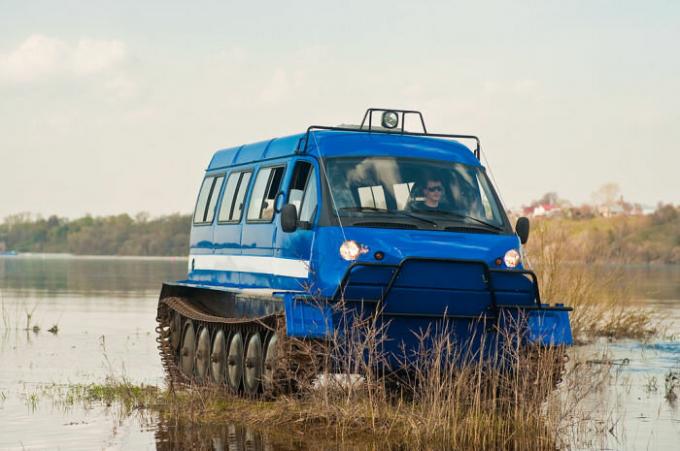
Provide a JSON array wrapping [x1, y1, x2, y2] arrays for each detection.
[[281, 204, 298, 233], [515, 217, 530, 244]]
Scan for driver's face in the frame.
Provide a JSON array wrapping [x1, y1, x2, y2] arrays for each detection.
[[424, 181, 443, 204]]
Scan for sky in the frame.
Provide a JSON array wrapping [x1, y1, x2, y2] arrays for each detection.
[[0, 0, 678, 219]]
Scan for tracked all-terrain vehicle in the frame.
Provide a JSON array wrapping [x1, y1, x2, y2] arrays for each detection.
[[156, 108, 573, 394]]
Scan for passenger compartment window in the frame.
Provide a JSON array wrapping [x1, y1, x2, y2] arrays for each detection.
[[288, 161, 318, 223], [193, 175, 224, 224], [218, 171, 252, 223], [358, 185, 387, 209], [393, 182, 415, 210], [247, 166, 285, 222]]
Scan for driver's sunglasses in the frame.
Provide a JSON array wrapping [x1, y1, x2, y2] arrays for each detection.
[[426, 186, 443, 192]]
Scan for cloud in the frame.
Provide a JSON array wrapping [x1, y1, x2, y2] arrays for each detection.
[[0, 34, 127, 84], [0, 35, 66, 83], [73, 38, 126, 76]]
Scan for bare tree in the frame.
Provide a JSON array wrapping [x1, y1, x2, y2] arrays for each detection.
[[591, 183, 621, 207]]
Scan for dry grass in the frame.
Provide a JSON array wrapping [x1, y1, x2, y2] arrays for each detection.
[[526, 221, 658, 342], [269, 309, 612, 450], [60, 310, 615, 450]]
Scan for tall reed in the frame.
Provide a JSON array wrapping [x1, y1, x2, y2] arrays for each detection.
[[266, 304, 609, 450], [526, 221, 657, 342]]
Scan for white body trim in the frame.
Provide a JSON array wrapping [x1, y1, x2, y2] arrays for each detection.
[[189, 254, 310, 278]]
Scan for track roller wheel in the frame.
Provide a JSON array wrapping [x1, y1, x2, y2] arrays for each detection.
[[262, 333, 278, 394], [195, 326, 211, 383], [227, 332, 244, 391], [169, 311, 182, 352], [179, 320, 196, 379], [244, 333, 263, 395], [210, 329, 227, 384]]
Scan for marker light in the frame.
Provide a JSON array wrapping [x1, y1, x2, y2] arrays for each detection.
[[503, 249, 521, 268], [339, 240, 368, 261], [381, 111, 399, 129]]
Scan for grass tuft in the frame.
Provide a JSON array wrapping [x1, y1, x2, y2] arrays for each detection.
[[665, 370, 680, 403]]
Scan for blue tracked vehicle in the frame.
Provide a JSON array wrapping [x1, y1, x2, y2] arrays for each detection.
[[156, 108, 573, 394]]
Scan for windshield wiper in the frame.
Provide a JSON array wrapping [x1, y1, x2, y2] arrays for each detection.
[[411, 209, 503, 231], [337, 206, 440, 228], [338, 206, 389, 212], [391, 211, 440, 228], [445, 213, 504, 231]]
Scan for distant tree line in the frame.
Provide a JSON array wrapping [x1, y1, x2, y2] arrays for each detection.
[[1, 205, 677, 262], [527, 204, 680, 264], [0, 213, 191, 256]]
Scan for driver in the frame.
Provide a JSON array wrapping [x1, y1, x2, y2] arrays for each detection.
[[413, 178, 444, 211]]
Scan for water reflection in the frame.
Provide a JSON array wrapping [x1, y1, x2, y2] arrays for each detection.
[[156, 421, 284, 451], [157, 421, 261, 451], [153, 418, 396, 451], [619, 265, 680, 301], [0, 254, 186, 295]]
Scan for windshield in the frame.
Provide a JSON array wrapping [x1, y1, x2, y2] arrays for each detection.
[[325, 157, 507, 231]]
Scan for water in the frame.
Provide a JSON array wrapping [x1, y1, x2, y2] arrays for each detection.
[[0, 255, 679, 449]]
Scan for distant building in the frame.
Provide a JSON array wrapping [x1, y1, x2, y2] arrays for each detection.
[[640, 205, 656, 215], [597, 204, 625, 217], [522, 203, 562, 217]]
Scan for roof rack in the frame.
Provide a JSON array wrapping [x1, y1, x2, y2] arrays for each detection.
[[300, 108, 481, 159]]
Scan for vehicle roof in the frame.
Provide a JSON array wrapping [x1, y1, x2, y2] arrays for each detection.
[[207, 130, 481, 171]]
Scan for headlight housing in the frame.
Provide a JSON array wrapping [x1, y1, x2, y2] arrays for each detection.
[[339, 240, 368, 261], [381, 110, 399, 129], [503, 249, 521, 268]]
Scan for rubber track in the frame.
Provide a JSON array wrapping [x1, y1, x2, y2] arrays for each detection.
[[155, 296, 282, 392]]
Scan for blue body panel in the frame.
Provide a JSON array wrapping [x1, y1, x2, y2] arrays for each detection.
[[527, 308, 573, 345], [180, 130, 573, 364]]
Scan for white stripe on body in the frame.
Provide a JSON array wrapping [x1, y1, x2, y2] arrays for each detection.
[[189, 254, 310, 278]]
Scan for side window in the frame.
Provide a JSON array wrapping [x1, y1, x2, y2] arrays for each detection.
[[288, 162, 312, 211], [193, 175, 224, 224], [299, 170, 318, 222], [232, 172, 252, 221], [218, 171, 252, 223], [193, 177, 214, 223], [247, 166, 285, 222], [288, 161, 318, 222], [205, 176, 224, 223]]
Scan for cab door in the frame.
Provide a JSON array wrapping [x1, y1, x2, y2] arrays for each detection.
[[240, 164, 286, 287], [212, 169, 252, 286], [273, 159, 319, 290]]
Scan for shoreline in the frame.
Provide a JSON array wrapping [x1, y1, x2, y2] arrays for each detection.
[[0, 252, 187, 262]]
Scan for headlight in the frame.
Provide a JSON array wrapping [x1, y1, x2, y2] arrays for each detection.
[[339, 240, 368, 261], [503, 249, 521, 268]]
